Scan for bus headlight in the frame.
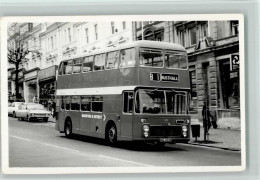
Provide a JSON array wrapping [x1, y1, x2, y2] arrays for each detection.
[[183, 131, 187, 137], [185, 119, 190, 124], [143, 124, 150, 132], [182, 125, 188, 137], [143, 124, 150, 138]]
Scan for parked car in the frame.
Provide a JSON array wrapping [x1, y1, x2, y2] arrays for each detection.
[[8, 102, 24, 117], [16, 103, 52, 122]]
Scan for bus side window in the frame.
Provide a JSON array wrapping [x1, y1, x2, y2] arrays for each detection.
[[65, 60, 73, 74], [123, 91, 134, 113], [65, 96, 71, 111], [106, 51, 119, 70], [59, 63, 63, 75], [82, 56, 93, 72], [94, 54, 105, 71], [73, 58, 82, 74], [71, 96, 80, 111], [119, 48, 136, 68], [81, 96, 91, 111], [62, 61, 67, 75], [91, 96, 103, 112]]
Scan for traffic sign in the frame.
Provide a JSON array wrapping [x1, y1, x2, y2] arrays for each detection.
[[230, 54, 239, 71]]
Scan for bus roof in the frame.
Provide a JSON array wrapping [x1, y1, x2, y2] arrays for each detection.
[[61, 40, 186, 62]]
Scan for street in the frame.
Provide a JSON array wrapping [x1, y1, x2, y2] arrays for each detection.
[[8, 117, 241, 167]]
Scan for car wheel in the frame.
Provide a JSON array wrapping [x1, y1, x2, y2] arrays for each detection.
[[65, 120, 73, 138], [13, 112, 16, 118], [106, 124, 117, 145]]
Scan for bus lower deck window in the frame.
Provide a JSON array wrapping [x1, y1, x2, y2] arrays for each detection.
[[92, 96, 103, 112]]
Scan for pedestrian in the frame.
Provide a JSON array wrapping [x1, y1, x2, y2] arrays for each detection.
[[202, 102, 213, 132]]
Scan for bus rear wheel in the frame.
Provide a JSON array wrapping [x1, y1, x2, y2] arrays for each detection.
[[65, 120, 73, 138], [106, 124, 117, 145]]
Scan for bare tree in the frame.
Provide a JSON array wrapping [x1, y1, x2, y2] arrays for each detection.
[[8, 39, 29, 100], [8, 35, 41, 101]]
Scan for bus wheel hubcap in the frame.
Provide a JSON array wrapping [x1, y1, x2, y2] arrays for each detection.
[[109, 127, 115, 142]]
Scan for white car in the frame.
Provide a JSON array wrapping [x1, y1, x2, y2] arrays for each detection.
[[16, 103, 52, 122], [8, 102, 24, 117]]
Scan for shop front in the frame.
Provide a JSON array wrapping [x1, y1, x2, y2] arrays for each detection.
[[38, 65, 57, 110], [24, 68, 40, 103]]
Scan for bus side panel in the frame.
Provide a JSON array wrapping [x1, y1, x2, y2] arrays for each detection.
[[103, 95, 121, 136]]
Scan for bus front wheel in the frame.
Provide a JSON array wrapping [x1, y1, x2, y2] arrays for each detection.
[[106, 124, 117, 145], [65, 120, 73, 138]]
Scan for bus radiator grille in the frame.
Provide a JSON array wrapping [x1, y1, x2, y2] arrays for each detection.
[[149, 126, 182, 137]]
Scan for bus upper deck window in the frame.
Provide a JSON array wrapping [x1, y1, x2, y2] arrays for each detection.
[[72, 58, 82, 74], [139, 49, 163, 67], [94, 54, 105, 71], [59, 63, 64, 75], [106, 51, 119, 70], [165, 51, 187, 69], [119, 48, 136, 68], [82, 56, 93, 72], [65, 60, 73, 74]]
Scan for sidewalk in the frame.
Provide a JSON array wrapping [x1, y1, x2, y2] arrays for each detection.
[[189, 126, 241, 151]]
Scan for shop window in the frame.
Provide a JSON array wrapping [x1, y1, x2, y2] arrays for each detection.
[[219, 61, 240, 109], [106, 51, 119, 69], [92, 96, 103, 112], [119, 48, 136, 68], [72, 58, 82, 74], [82, 56, 93, 72], [123, 91, 134, 113], [71, 96, 80, 111], [94, 54, 105, 71], [65, 96, 71, 110], [81, 96, 91, 111], [139, 49, 163, 67]]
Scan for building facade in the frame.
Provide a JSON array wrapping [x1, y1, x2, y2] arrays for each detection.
[[8, 21, 134, 104], [135, 21, 240, 122]]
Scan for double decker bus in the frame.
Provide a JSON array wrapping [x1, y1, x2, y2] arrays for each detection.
[[55, 40, 191, 146]]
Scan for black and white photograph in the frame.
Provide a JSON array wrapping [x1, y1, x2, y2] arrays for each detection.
[[1, 15, 245, 174]]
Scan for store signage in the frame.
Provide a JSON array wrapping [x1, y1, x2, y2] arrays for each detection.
[[150, 73, 179, 82], [230, 54, 239, 71]]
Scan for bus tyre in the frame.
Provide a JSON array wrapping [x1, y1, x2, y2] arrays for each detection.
[[106, 124, 117, 145], [65, 120, 73, 138]]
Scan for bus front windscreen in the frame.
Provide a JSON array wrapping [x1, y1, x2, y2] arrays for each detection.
[[135, 89, 187, 114]]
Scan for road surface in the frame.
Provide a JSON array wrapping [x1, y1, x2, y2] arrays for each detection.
[[8, 117, 241, 167]]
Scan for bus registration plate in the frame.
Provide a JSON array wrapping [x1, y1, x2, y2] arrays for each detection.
[[160, 138, 172, 142]]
